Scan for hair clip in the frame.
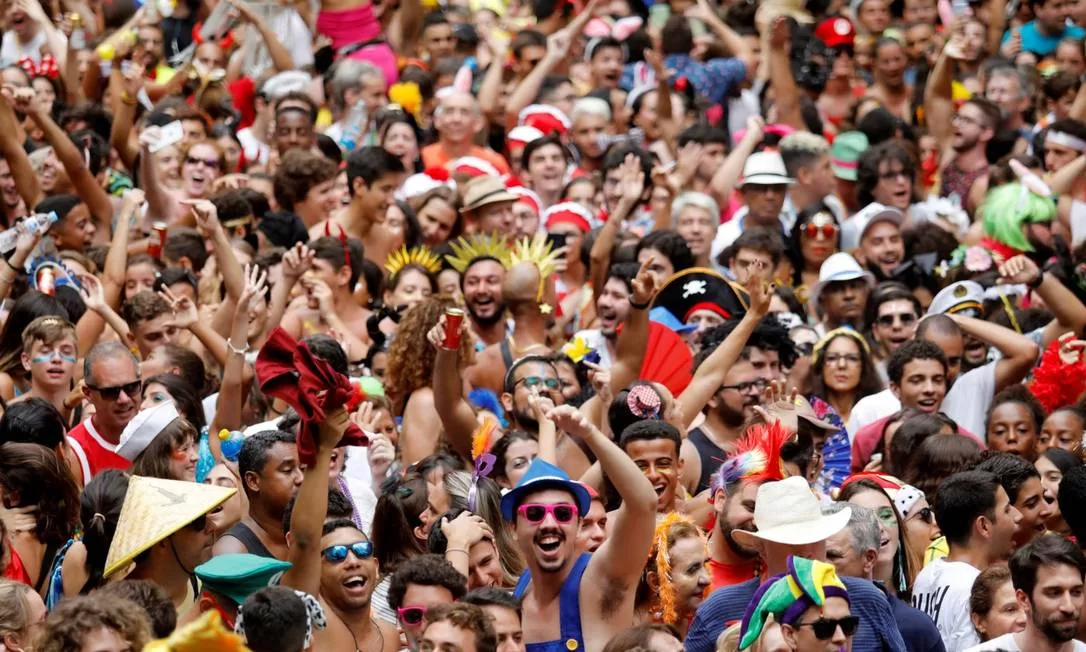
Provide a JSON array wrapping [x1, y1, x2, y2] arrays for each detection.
[[627, 384, 662, 419]]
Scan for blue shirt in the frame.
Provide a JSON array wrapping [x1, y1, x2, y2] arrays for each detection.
[[620, 55, 747, 105], [1001, 21, 1086, 56], [882, 584, 946, 652], [684, 576, 909, 652]]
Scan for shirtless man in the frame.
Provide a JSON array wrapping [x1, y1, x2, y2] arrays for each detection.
[[502, 406, 657, 651], [310, 146, 406, 269], [281, 409, 398, 652], [867, 38, 913, 122], [280, 238, 370, 362]]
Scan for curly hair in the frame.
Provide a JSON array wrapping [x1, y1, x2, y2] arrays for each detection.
[[36, 595, 150, 652], [121, 290, 172, 328], [385, 296, 474, 411], [273, 149, 338, 210]]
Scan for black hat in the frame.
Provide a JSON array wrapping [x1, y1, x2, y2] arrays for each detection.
[[651, 267, 749, 324]]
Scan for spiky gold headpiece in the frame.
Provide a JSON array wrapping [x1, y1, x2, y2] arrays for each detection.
[[508, 233, 562, 313], [444, 234, 511, 273], [386, 245, 441, 278]]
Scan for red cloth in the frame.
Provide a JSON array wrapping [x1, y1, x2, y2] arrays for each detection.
[[2, 543, 31, 585], [850, 415, 985, 472], [254, 327, 368, 466]]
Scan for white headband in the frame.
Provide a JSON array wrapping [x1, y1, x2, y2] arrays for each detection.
[[1047, 130, 1086, 152]]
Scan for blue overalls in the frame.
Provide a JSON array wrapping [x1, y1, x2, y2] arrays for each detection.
[[513, 552, 591, 652]]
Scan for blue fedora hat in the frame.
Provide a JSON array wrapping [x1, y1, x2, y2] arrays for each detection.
[[500, 458, 592, 522]]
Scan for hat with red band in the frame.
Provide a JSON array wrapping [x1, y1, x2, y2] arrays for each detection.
[[831, 131, 869, 181], [508, 125, 545, 151], [543, 202, 595, 232], [452, 156, 502, 179], [815, 17, 855, 49], [509, 186, 544, 216], [518, 104, 572, 136], [650, 268, 749, 327]]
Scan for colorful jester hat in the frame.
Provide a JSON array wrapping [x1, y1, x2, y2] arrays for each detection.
[[710, 420, 794, 497], [980, 181, 1056, 253], [738, 556, 850, 650]]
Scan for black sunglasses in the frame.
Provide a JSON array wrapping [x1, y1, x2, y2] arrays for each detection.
[[796, 615, 860, 639], [87, 380, 143, 401], [187, 514, 207, 532], [909, 506, 935, 524]]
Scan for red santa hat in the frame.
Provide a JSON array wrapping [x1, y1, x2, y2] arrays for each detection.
[[397, 167, 455, 200], [518, 104, 572, 137], [451, 156, 502, 178], [508, 125, 545, 151], [543, 202, 595, 232], [508, 186, 543, 217]]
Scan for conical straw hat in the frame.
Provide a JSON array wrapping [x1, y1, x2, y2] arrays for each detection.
[[105, 476, 236, 578]]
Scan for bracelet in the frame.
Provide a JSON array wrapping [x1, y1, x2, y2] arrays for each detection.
[[2, 258, 18, 272], [1028, 272, 1045, 290], [629, 299, 651, 310], [119, 92, 138, 106], [446, 548, 469, 557], [226, 338, 250, 356]]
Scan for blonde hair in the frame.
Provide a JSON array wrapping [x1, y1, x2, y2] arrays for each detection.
[[0, 579, 36, 643]]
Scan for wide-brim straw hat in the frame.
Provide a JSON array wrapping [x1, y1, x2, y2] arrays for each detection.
[[105, 476, 236, 578]]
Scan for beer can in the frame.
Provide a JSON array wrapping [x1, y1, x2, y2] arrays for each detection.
[[148, 221, 168, 258], [443, 308, 464, 349]]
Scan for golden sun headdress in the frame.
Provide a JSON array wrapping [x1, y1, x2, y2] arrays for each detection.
[[509, 232, 563, 314], [385, 245, 442, 278], [445, 233, 511, 273]]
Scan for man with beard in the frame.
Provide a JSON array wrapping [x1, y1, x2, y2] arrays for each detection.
[[468, 262, 554, 395], [966, 535, 1086, 652], [810, 253, 875, 335], [281, 407, 399, 651], [68, 342, 144, 484], [849, 204, 905, 279], [461, 256, 507, 348], [498, 355, 564, 434], [502, 405, 657, 651], [913, 471, 1022, 652], [925, 43, 998, 205], [573, 262, 639, 368]]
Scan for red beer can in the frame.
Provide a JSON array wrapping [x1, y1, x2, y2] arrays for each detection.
[[148, 222, 168, 258], [444, 308, 464, 349]]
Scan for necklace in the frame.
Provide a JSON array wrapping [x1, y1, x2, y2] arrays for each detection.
[[343, 617, 383, 652]]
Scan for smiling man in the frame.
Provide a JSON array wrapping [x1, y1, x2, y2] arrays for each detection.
[[68, 341, 143, 484], [619, 420, 685, 514], [502, 405, 657, 651], [976, 454, 1055, 548], [849, 204, 905, 279], [574, 262, 638, 368]]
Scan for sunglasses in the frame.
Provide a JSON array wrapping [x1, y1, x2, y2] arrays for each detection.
[[518, 502, 577, 524], [795, 615, 860, 639], [87, 380, 142, 401], [876, 312, 917, 328], [321, 541, 374, 563], [515, 376, 560, 391], [803, 218, 838, 241], [185, 156, 221, 170], [398, 605, 428, 628], [187, 514, 207, 532]]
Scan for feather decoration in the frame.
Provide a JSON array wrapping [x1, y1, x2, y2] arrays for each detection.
[[468, 389, 508, 428], [471, 414, 501, 461], [711, 420, 794, 495]]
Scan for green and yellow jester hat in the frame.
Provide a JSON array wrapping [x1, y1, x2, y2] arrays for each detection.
[[980, 181, 1056, 253], [738, 556, 850, 650]]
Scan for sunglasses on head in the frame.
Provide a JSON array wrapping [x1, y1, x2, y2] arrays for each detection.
[[321, 541, 373, 563], [397, 605, 428, 628], [795, 615, 860, 639], [87, 379, 142, 401], [518, 502, 577, 525]]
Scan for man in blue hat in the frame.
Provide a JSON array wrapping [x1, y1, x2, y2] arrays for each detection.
[[502, 405, 657, 651]]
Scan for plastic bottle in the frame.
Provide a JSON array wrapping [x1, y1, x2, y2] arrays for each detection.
[[218, 429, 244, 462], [0, 212, 57, 254], [69, 13, 85, 50], [339, 101, 368, 152]]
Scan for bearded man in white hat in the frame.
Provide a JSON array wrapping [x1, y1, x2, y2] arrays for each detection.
[[684, 476, 909, 652]]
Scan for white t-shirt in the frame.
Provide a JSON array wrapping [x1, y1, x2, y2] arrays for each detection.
[[571, 328, 614, 369], [965, 632, 1086, 651], [846, 362, 997, 438], [912, 559, 982, 652]]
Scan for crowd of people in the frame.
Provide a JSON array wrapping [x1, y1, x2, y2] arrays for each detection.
[[3, 0, 1086, 649]]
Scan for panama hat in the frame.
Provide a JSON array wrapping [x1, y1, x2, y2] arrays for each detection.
[[733, 477, 851, 547], [500, 458, 591, 522], [105, 476, 236, 577], [116, 401, 181, 462], [738, 152, 794, 188], [807, 252, 875, 308], [461, 176, 518, 214]]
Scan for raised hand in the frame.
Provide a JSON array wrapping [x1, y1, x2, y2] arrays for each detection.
[[281, 243, 314, 281], [367, 432, 395, 481], [121, 188, 146, 213], [527, 389, 556, 423], [1058, 332, 1086, 365], [77, 273, 106, 312], [585, 360, 612, 407], [5, 86, 38, 115], [997, 254, 1042, 286], [630, 255, 659, 307], [13, 220, 42, 255], [237, 263, 268, 315], [303, 277, 334, 316], [617, 153, 645, 208], [441, 511, 493, 548], [743, 114, 766, 144], [183, 198, 221, 233], [160, 286, 199, 329], [351, 400, 382, 433], [546, 404, 598, 439], [744, 264, 773, 317], [121, 63, 145, 98], [769, 15, 791, 52], [138, 126, 162, 151], [318, 408, 350, 449]]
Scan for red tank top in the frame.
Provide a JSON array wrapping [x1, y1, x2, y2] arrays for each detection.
[[67, 419, 130, 484]]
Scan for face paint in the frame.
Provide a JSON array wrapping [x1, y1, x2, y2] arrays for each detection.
[[32, 351, 76, 364]]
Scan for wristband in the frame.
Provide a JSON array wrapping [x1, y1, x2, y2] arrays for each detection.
[[629, 298, 651, 310], [226, 338, 250, 355], [1028, 272, 1044, 289]]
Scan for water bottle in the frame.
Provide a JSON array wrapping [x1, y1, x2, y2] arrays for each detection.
[[69, 13, 85, 50], [339, 101, 368, 152], [0, 212, 57, 254]]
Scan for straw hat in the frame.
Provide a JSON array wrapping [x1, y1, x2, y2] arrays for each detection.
[[733, 477, 851, 547], [105, 476, 236, 578]]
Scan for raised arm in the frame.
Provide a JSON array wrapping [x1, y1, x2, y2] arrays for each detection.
[[280, 410, 346, 597], [77, 274, 132, 347], [688, 0, 754, 74], [611, 256, 656, 391], [138, 127, 182, 223], [427, 314, 478, 459], [210, 266, 267, 451], [764, 17, 803, 131], [676, 273, 772, 427], [261, 243, 310, 346], [0, 223, 43, 301], [228, 0, 294, 75], [75, 189, 140, 355], [924, 45, 956, 159], [998, 255, 1086, 346], [504, 28, 567, 127], [591, 154, 644, 299], [549, 405, 656, 586], [188, 199, 247, 302], [109, 66, 142, 172], [708, 116, 763, 205], [949, 312, 1041, 392], [0, 90, 43, 209], [477, 36, 510, 121]]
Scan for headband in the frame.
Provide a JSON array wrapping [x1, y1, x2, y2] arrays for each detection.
[[235, 590, 326, 648], [812, 327, 870, 363], [1047, 130, 1086, 152]]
